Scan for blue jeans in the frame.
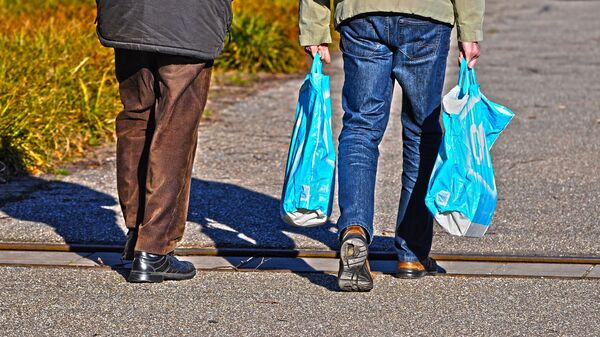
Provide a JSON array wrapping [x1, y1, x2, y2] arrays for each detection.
[[337, 14, 451, 262]]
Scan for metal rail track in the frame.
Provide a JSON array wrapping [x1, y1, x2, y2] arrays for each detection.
[[1, 242, 599, 265]]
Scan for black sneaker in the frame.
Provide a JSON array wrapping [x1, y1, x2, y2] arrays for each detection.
[[128, 251, 196, 283], [337, 226, 374, 292], [396, 257, 443, 279]]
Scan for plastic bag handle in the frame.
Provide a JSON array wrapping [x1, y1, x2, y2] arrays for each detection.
[[458, 59, 478, 97], [311, 52, 323, 74]]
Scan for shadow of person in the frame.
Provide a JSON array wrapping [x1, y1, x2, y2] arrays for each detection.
[[0, 176, 128, 279], [187, 178, 395, 290], [188, 179, 340, 251], [0, 176, 397, 288]]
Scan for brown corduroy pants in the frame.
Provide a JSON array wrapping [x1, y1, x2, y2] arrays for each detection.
[[114, 49, 212, 255]]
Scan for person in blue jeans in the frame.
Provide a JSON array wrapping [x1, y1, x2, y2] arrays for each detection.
[[299, 1, 484, 291]]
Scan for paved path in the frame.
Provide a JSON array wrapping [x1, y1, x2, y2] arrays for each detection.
[[1, 0, 600, 256], [1, 266, 599, 337]]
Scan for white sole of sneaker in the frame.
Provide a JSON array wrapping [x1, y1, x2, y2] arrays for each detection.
[[337, 237, 373, 292]]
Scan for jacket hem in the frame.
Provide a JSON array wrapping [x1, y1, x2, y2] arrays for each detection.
[[97, 31, 220, 61]]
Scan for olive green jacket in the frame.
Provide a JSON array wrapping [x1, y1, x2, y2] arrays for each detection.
[[299, 0, 485, 45]]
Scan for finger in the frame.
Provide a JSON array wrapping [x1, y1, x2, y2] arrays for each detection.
[[304, 46, 315, 58], [305, 46, 318, 58], [321, 48, 331, 64], [468, 55, 479, 68], [311, 46, 319, 57], [462, 52, 473, 68], [466, 49, 480, 68], [466, 44, 480, 68], [313, 46, 328, 63]]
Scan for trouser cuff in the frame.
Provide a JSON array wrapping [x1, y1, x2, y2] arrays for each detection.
[[338, 223, 373, 245]]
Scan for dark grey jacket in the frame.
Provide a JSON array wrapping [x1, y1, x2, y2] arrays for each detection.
[[96, 0, 233, 60]]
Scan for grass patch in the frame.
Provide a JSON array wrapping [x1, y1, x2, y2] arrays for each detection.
[[217, 0, 303, 73], [0, 0, 118, 175], [0, 0, 303, 176]]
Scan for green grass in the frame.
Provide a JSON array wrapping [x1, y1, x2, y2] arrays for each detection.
[[0, 0, 303, 176], [216, 12, 302, 73], [217, 0, 303, 73]]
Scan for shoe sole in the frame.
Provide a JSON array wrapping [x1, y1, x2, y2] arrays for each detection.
[[395, 269, 437, 279], [128, 269, 197, 283], [337, 237, 373, 292]]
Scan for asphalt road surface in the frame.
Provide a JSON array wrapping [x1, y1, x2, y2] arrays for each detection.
[[1, 266, 599, 337]]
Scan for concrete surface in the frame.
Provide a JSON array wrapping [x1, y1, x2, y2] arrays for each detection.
[[1, 0, 599, 256], [0, 266, 599, 337]]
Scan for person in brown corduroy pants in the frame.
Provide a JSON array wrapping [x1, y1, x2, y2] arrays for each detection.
[[96, 0, 232, 283], [113, 49, 212, 282], [115, 49, 211, 254]]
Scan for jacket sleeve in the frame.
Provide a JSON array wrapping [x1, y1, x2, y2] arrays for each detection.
[[452, 0, 485, 42], [298, 0, 332, 46]]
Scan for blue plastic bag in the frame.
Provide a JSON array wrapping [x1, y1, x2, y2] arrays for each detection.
[[425, 60, 514, 237], [281, 55, 336, 227]]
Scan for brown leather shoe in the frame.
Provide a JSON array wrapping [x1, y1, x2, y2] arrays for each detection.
[[396, 257, 442, 279], [337, 226, 374, 292]]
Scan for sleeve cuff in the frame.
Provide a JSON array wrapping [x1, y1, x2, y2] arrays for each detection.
[[299, 29, 332, 46], [457, 27, 484, 42]]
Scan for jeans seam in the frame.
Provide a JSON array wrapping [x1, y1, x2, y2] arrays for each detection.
[[385, 16, 390, 46], [340, 39, 387, 60], [398, 27, 443, 62], [340, 18, 388, 60]]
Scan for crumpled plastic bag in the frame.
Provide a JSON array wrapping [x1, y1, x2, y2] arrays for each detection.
[[425, 60, 514, 237]]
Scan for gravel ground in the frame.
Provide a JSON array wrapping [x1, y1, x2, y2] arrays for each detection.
[[1, 0, 599, 256], [0, 266, 599, 337]]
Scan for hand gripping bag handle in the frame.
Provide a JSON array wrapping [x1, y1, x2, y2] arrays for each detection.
[[457, 59, 478, 98], [311, 52, 323, 75]]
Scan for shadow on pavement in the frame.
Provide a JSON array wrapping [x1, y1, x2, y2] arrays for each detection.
[[188, 179, 340, 251], [0, 176, 129, 280], [188, 179, 341, 289], [0, 177, 125, 244], [0, 176, 395, 289], [187, 179, 393, 290]]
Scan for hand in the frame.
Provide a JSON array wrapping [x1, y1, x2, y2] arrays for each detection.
[[458, 41, 480, 68], [304, 44, 331, 64]]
